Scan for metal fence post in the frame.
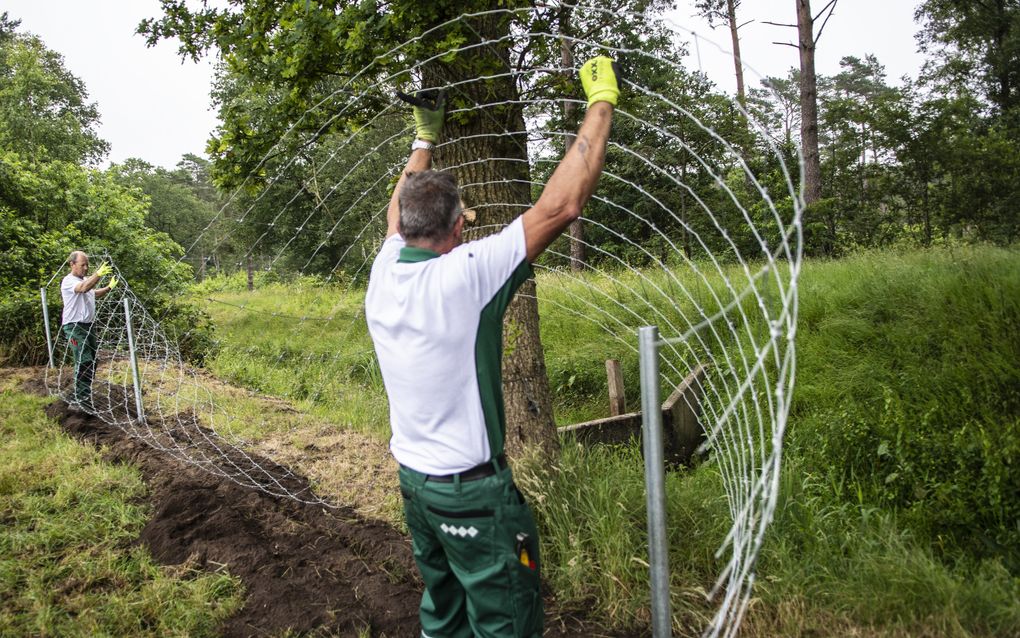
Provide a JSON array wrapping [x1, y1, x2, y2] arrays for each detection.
[[40, 287, 55, 368], [123, 298, 145, 423], [639, 325, 672, 638]]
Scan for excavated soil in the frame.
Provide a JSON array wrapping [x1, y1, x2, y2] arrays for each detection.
[[16, 371, 630, 637]]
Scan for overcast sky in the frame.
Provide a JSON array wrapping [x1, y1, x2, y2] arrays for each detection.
[[4, 0, 925, 169]]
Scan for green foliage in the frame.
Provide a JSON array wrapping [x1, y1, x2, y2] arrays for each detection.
[[916, 0, 1020, 115], [0, 31, 108, 165], [109, 155, 221, 274], [0, 378, 243, 636]]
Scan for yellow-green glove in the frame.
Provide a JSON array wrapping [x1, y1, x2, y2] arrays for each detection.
[[580, 56, 621, 108], [107, 276, 118, 290], [94, 261, 112, 278], [396, 89, 446, 143]]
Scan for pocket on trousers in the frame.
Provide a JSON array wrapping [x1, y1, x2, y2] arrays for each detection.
[[499, 489, 542, 636], [509, 558, 542, 638], [425, 504, 496, 573]]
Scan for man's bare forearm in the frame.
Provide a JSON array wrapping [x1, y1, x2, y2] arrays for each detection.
[[74, 274, 101, 294], [541, 102, 613, 213], [385, 148, 433, 238], [521, 102, 613, 261]]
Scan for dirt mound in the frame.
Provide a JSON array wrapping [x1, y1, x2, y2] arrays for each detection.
[[47, 397, 421, 637], [30, 376, 629, 637]]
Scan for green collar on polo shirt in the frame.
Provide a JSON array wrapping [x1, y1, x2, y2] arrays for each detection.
[[398, 246, 441, 263]]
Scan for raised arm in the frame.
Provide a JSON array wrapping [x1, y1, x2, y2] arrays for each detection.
[[386, 146, 433, 239], [74, 261, 111, 293], [386, 89, 446, 239], [522, 57, 620, 263], [95, 276, 118, 299]]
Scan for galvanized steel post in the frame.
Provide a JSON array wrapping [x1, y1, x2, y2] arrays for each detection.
[[40, 287, 55, 368], [123, 298, 145, 423], [639, 325, 672, 637]]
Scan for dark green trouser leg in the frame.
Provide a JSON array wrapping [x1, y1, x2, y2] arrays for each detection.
[[399, 465, 543, 638], [62, 322, 97, 406]]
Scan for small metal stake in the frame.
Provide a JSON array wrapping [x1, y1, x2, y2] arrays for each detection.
[[123, 298, 145, 423], [639, 325, 672, 637], [40, 287, 54, 368]]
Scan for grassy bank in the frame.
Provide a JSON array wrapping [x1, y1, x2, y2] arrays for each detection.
[[0, 371, 242, 636], [194, 246, 1020, 636]]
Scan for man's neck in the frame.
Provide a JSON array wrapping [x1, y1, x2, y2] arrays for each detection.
[[406, 237, 456, 255]]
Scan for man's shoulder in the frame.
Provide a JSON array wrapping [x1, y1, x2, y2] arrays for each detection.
[[453, 217, 526, 265]]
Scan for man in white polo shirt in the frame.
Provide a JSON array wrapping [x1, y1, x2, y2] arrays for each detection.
[[365, 57, 620, 638], [60, 250, 117, 411]]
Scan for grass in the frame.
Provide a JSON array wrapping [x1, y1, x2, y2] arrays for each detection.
[[186, 246, 1020, 636], [0, 370, 243, 637], [192, 276, 390, 439]]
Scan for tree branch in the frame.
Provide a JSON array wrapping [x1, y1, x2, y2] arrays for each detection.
[[813, 0, 839, 44], [763, 20, 797, 28], [812, 0, 838, 22]]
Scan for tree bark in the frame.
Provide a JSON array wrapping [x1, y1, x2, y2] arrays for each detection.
[[425, 12, 559, 460], [727, 0, 746, 106], [796, 0, 822, 206]]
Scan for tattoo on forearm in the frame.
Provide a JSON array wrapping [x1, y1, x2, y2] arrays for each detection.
[[576, 137, 589, 156]]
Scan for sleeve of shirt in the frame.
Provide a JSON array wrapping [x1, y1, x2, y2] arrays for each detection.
[[61, 275, 77, 296], [453, 217, 533, 306]]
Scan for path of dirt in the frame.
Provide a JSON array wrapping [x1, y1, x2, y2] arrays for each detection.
[[13, 369, 632, 637]]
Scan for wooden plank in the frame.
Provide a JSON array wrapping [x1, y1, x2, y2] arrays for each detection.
[[661, 364, 707, 464], [605, 359, 626, 416], [559, 412, 642, 446]]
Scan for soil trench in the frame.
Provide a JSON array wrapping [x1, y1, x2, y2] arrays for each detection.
[[25, 374, 627, 637]]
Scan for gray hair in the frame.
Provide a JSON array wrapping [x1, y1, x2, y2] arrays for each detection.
[[398, 171, 462, 242], [67, 251, 86, 267]]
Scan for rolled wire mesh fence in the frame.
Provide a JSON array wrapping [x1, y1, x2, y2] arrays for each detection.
[[41, 5, 802, 635]]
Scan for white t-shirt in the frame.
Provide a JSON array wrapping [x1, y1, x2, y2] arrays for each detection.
[[61, 273, 96, 325], [365, 217, 533, 475]]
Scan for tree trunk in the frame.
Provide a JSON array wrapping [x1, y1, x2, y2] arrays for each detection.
[[246, 254, 254, 291], [425, 12, 559, 460], [680, 131, 692, 259], [560, 6, 585, 271], [796, 0, 822, 205], [727, 0, 746, 106]]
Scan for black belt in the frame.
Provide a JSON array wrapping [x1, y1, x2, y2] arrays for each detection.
[[426, 453, 507, 483]]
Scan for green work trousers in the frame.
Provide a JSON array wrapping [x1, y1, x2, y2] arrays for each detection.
[[62, 322, 97, 405], [398, 462, 543, 638]]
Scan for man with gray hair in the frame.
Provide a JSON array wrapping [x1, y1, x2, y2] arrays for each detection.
[[60, 251, 117, 412], [365, 57, 621, 637]]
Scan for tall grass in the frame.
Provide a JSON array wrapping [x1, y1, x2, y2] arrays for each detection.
[[0, 373, 243, 636]]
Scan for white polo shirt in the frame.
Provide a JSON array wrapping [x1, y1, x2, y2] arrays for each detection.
[[365, 217, 533, 475], [60, 273, 96, 325]]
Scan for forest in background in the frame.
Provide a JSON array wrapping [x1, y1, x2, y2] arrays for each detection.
[[1, 2, 1017, 331]]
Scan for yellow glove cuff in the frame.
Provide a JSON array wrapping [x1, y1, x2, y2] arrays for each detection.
[[581, 56, 620, 108]]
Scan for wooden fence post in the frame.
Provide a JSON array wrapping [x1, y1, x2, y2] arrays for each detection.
[[606, 359, 626, 416]]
